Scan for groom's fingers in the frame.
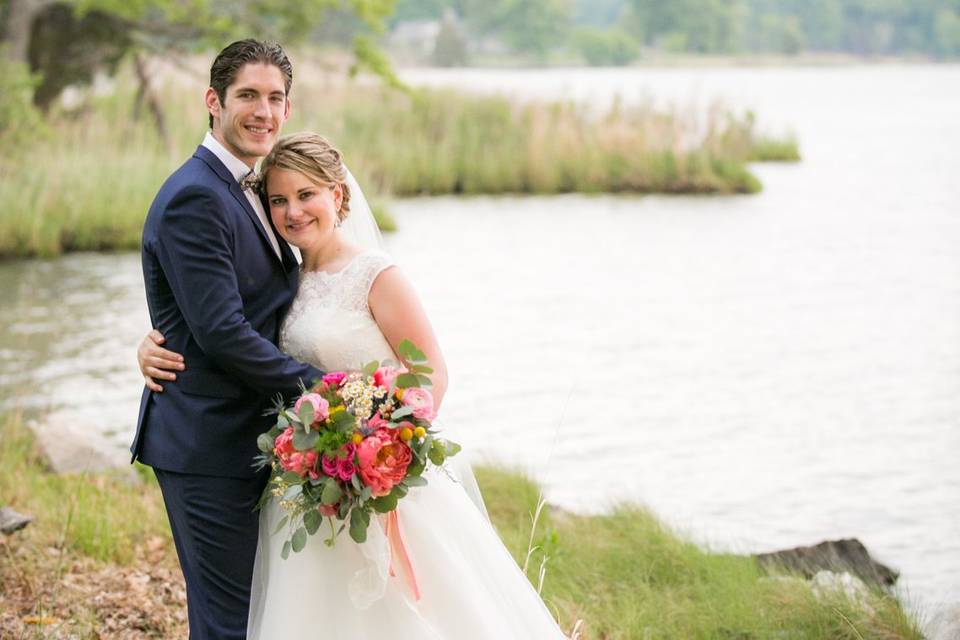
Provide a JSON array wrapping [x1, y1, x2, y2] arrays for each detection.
[[144, 362, 179, 381], [144, 375, 164, 393]]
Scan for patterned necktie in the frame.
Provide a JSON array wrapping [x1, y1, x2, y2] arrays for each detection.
[[240, 170, 259, 192]]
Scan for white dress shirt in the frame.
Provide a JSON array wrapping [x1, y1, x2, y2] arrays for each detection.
[[201, 131, 282, 259]]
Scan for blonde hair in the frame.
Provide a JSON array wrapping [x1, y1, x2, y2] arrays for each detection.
[[260, 132, 352, 220]]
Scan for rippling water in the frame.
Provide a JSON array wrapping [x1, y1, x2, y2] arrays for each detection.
[[1, 65, 957, 617]]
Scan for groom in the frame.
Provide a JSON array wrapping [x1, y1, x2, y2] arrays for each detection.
[[131, 40, 322, 639]]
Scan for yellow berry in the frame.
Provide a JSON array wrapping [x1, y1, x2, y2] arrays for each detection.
[[352, 433, 363, 445], [400, 427, 413, 441], [414, 427, 426, 439]]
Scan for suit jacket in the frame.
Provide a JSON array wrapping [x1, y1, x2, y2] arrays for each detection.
[[131, 145, 323, 477]]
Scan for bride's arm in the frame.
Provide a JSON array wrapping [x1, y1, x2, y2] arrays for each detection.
[[368, 267, 448, 409]]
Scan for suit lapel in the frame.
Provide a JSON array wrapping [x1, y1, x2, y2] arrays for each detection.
[[194, 146, 284, 268]]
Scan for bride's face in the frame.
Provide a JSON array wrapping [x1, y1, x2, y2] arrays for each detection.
[[266, 167, 343, 251]]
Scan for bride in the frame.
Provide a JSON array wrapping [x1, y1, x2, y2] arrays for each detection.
[[143, 132, 570, 639]]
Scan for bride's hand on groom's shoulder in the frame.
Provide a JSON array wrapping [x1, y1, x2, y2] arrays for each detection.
[[138, 329, 185, 392]]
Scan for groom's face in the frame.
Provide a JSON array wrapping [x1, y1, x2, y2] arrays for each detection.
[[205, 62, 291, 167]]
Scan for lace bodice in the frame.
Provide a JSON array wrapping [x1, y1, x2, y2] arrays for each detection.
[[280, 249, 396, 371]]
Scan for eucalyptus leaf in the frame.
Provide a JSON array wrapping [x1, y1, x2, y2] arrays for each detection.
[[321, 479, 343, 505], [410, 364, 434, 374], [360, 486, 372, 501], [292, 429, 319, 451], [349, 509, 369, 543], [291, 526, 307, 553], [404, 475, 427, 487], [398, 339, 427, 363], [428, 446, 445, 466], [272, 514, 289, 535], [303, 509, 322, 535], [396, 373, 420, 389], [370, 493, 398, 513], [415, 374, 433, 387], [406, 459, 425, 477], [257, 433, 275, 453], [443, 440, 462, 456], [299, 402, 315, 429], [350, 473, 363, 491], [331, 410, 356, 432], [281, 540, 291, 559], [361, 360, 379, 376], [390, 405, 414, 420], [283, 484, 303, 501], [277, 414, 290, 429]]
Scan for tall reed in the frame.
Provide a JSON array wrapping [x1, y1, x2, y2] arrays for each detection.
[[0, 61, 798, 259]]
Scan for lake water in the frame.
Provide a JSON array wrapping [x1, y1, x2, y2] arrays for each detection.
[[1, 65, 958, 619]]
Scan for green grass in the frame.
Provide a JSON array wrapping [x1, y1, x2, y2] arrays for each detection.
[[0, 59, 798, 259], [0, 411, 169, 564], [475, 467, 922, 640], [0, 411, 921, 639]]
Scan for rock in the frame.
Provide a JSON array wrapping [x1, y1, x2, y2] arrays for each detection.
[[754, 538, 898, 589], [0, 507, 33, 534], [28, 411, 132, 475], [810, 570, 875, 613]]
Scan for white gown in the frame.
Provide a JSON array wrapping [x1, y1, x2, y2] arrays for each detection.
[[247, 248, 568, 639]]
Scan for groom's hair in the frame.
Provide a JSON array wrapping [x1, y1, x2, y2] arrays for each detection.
[[208, 39, 293, 128]]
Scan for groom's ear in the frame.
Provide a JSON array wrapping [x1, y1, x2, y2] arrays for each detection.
[[204, 87, 221, 127]]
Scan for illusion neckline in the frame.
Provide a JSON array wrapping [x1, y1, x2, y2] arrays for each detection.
[[300, 249, 372, 279]]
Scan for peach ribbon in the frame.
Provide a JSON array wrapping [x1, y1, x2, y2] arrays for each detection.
[[384, 510, 421, 601]]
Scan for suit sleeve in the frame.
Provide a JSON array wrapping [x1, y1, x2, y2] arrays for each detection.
[[154, 184, 322, 396]]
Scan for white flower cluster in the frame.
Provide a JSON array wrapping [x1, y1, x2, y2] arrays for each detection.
[[339, 373, 387, 420]]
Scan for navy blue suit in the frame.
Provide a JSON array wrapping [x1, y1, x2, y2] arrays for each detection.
[[132, 145, 322, 639]]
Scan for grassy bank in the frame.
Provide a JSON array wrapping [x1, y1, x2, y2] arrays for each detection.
[[0, 56, 797, 259], [3, 411, 911, 639]]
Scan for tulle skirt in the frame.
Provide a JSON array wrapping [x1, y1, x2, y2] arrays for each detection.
[[247, 457, 569, 639]]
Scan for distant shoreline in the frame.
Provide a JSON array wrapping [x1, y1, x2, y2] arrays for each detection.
[[398, 52, 959, 70]]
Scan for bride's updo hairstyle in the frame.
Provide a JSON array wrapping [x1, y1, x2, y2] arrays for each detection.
[[260, 132, 352, 221]]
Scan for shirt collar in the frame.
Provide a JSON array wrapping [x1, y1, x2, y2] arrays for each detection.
[[202, 131, 255, 183]]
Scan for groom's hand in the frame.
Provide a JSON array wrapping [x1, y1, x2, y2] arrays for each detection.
[[138, 330, 185, 392]]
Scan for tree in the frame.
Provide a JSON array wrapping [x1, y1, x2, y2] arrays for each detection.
[[432, 9, 468, 66], [574, 27, 639, 65], [0, 0, 400, 147]]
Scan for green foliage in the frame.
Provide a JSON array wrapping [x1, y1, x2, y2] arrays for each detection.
[[574, 27, 639, 65], [0, 51, 47, 147]]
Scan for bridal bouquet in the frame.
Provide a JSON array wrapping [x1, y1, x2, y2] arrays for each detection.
[[254, 340, 461, 557]]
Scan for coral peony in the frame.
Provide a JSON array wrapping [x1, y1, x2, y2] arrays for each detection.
[[274, 427, 319, 480], [357, 428, 412, 497]]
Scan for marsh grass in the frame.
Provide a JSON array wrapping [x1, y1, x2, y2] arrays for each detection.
[[1, 413, 912, 639], [474, 467, 923, 640], [0, 59, 798, 259]]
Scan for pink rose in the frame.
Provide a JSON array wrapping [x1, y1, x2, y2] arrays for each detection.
[[337, 458, 357, 481], [321, 454, 339, 478], [357, 428, 412, 497], [373, 366, 399, 390], [318, 503, 338, 517], [294, 393, 329, 426], [401, 387, 436, 421], [322, 443, 357, 480], [274, 427, 319, 480], [322, 371, 348, 387]]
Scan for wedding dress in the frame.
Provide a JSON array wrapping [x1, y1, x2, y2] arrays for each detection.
[[247, 248, 569, 639]]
